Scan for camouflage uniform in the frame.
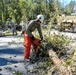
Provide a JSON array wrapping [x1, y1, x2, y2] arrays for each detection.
[[9, 20, 17, 35], [23, 19, 43, 59], [26, 20, 43, 39]]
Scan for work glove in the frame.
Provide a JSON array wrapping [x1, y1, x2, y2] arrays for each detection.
[[31, 35, 35, 41], [40, 36, 43, 41]]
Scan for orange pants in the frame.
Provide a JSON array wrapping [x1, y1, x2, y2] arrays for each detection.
[[23, 31, 39, 59]]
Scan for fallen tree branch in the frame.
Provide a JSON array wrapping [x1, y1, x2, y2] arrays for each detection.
[[46, 43, 72, 75], [49, 49, 72, 74]]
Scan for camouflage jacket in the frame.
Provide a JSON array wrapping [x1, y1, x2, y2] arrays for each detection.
[[26, 20, 43, 39]]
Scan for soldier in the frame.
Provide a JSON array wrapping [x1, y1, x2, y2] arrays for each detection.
[[22, 15, 44, 62], [8, 18, 17, 36]]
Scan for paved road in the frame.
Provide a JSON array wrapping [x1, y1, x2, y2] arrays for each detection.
[[0, 36, 24, 66], [0, 36, 37, 75]]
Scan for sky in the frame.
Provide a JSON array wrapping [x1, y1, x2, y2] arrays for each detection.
[[60, 0, 76, 6]]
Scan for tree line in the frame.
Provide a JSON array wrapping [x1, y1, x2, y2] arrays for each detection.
[[0, 0, 76, 25]]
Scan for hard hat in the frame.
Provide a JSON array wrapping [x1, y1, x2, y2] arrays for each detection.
[[37, 15, 44, 23]]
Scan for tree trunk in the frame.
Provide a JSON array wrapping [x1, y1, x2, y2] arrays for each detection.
[[48, 48, 72, 75]]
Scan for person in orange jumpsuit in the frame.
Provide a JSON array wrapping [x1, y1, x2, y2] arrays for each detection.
[[23, 15, 44, 62]]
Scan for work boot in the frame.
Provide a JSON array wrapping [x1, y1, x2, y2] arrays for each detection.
[[24, 59, 30, 62], [24, 59, 30, 64]]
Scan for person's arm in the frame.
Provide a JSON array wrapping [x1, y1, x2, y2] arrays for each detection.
[[37, 25, 43, 40]]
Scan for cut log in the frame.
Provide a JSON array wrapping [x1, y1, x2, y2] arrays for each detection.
[[48, 48, 72, 75]]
